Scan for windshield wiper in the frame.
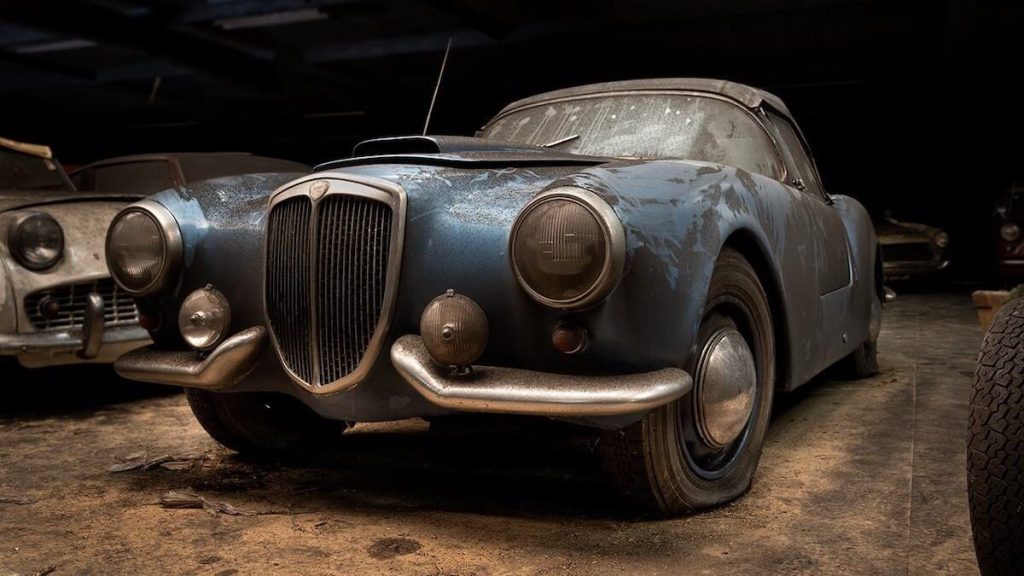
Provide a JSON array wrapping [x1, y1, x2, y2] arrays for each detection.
[[542, 134, 579, 148]]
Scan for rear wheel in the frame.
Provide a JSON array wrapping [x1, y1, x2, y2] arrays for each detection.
[[600, 248, 775, 516], [185, 389, 348, 455], [840, 332, 879, 379]]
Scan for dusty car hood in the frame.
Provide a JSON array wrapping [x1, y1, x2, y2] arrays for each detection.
[[0, 189, 142, 213]]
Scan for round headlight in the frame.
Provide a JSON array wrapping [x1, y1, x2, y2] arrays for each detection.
[[1001, 223, 1020, 242], [9, 213, 63, 271], [178, 286, 231, 351], [105, 200, 182, 295], [932, 231, 950, 249], [510, 187, 625, 309]]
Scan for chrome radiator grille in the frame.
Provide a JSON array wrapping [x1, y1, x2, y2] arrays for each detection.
[[265, 181, 398, 391], [25, 278, 139, 331], [316, 195, 392, 384], [266, 196, 314, 383]]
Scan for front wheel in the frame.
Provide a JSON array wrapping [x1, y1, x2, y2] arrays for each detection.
[[186, 389, 348, 455], [600, 248, 775, 516]]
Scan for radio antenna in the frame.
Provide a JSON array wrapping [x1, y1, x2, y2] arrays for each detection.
[[422, 37, 452, 136]]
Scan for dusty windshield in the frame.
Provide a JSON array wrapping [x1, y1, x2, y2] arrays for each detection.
[[482, 93, 783, 178], [0, 149, 71, 191]]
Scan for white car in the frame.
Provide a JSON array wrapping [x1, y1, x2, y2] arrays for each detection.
[[0, 138, 149, 367]]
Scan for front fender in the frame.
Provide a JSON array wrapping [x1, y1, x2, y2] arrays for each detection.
[[557, 160, 837, 389], [141, 171, 308, 352]]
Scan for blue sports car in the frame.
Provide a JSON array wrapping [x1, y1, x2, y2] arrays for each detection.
[[106, 78, 881, 515]]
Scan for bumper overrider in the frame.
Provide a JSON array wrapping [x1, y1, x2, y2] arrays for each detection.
[[0, 291, 149, 360]]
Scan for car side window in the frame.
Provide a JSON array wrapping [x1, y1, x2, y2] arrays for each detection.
[[768, 113, 826, 199]]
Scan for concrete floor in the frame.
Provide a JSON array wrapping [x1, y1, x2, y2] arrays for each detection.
[[0, 293, 981, 575]]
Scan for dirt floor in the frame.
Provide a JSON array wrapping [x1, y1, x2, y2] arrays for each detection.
[[0, 293, 981, 575]]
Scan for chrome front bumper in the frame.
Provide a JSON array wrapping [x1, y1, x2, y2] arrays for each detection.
[[883, 259, 950, 276], [1, 291, 150, 364], [113, 328, 691, 419], [114, 326, 267, 390], [0, 324, 150, 355], [390, 335, 692, 417]]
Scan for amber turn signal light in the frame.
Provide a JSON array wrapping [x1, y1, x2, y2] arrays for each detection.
[[552, 321, 587, 354]]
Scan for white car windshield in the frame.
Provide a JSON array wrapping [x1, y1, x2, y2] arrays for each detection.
[[0, 149, 71, 191]]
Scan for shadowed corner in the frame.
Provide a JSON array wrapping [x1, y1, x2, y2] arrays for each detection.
[[0, 357, 179, 418]]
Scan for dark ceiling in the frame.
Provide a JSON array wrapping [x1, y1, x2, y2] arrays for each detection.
[[0, 0, 1021, 277]]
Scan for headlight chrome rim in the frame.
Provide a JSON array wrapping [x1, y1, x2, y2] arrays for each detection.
[[105, 199, 183, 295], [8, 212, 64, 271], [510, 186, 625, 310]]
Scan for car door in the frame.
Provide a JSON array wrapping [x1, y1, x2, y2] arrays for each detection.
[[766, 112, 852, 294]]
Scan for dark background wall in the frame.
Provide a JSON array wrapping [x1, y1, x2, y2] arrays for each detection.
[[0, 0, 1020, 281]]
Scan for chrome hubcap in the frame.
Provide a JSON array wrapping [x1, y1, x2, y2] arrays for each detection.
[[694, 327, 757, 449]]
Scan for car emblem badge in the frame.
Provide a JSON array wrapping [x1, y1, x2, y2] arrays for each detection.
[[309, 180, 329, 201]]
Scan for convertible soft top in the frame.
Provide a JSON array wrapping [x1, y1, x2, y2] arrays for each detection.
[[490, 78, 795, 126]]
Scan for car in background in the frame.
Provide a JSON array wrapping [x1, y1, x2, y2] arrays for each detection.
[[1, 148, 309, 369], [0, 137, 150, 367], [107, 78, 882, 516], [994, 179, 1024, 279], [69, 152, 309, 197], [876, 211, 950, 280]]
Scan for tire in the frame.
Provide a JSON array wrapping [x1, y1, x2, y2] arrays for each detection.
[[185, 388, 348, 455], [968, 297, 1024, 576], [600, 247, 775, 516], [840, 336, 879, 379]]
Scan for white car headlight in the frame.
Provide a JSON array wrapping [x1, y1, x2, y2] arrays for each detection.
[[9, 212, 63, 271]]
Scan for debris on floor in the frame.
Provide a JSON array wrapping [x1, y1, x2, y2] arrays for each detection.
[[0, 496, 33, 505], [158, 490, 253, 516], [109, 450, 210, 473]]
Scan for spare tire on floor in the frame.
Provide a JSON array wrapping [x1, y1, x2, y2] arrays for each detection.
[[968, 297, 1024, 576]]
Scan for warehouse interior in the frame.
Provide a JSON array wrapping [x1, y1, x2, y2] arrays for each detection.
[[1, 1, 1022, 575]]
